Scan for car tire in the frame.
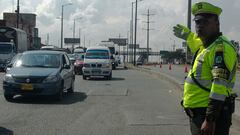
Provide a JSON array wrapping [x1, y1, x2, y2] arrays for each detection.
[[112, 65, 116, 70], [83, 75, 87, 80], [67, 79, 74, 93], [4, 94, 14, 102], [106, 73, 112, 80], [109, 73, 112, 80], [55, 83, 64, 101]]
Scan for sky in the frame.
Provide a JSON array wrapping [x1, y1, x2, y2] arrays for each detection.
[[0, 0, 240, 51]]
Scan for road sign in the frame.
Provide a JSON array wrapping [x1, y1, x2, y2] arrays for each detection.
[[64, 38, 80, 44], [109, 38, 127, 46]]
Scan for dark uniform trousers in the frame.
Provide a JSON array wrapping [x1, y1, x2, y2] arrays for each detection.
[[189, 106, 232, 135]]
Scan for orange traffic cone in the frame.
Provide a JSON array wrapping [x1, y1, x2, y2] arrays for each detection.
[[169, 63, 172, 70], [184, 64, 188, 73]]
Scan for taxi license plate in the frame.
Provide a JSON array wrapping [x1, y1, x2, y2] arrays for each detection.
[[21, 84, 33, 91]]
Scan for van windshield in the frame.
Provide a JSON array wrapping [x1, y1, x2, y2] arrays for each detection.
[[85, 50, 109, 59], [0, 43, 12, 54]]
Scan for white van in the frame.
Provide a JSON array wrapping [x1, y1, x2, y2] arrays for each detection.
[[82, 46, 112, 80]]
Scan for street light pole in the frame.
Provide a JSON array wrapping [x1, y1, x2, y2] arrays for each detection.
[[72, 17, 82, 50], [60, 3, 72, 48], [186, 0, 192, 63], [16, 0, 20, 28], [61, 5, 64, 48], [133, 0, 138, 66], [79, 28, 81, 47], [72, 19, 76, 51]]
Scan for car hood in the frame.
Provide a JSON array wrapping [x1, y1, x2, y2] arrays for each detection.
[[7, 67, 60, 77], [84, 58, 110, 64]]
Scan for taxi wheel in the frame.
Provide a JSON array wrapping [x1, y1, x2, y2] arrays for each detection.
[[4, 94, 14, 102]]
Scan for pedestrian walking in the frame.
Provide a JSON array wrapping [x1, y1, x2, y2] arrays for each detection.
[[173, 2, 238, 135]]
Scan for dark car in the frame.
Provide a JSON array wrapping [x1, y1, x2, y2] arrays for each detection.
[[74, 53, 84, 75], [3, 50, 75, 101]]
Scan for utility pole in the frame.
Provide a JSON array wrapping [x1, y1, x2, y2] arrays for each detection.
[[16, 0, 20, 28], [133, 0, 138, 66], [84, 35, 86, 48], [79, 28, 81, 47], [142, 9, 154, 62], [127, 31, 129, 62], [47, 33, 49, 45], [60, 3, 72, 48], [119, 33, 121, 53], [131, 2, 134, 64]]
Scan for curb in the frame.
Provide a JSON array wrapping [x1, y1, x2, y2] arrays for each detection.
[[126, 64, 240, 126]]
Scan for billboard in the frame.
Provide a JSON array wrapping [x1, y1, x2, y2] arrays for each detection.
[[109, 38, 127, 46], [64, 38, 80, 44]]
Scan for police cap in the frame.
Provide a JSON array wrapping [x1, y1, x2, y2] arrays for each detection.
[[192, 2, 222, 16]]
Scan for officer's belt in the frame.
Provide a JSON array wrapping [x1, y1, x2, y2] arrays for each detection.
[[185, 77, 234, 89], [184, 107, 207, 118]]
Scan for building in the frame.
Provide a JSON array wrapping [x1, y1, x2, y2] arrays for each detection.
[[3, 12, 41, 49]]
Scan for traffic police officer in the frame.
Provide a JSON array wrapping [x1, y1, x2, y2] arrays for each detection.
[[173, 2, 238, 135]]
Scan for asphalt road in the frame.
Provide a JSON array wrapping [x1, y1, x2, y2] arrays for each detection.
[[0, 67, 190, 135]]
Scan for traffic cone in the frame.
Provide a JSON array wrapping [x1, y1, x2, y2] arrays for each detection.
[[184, 64, 188, 73], [169, 63, 172, 70]]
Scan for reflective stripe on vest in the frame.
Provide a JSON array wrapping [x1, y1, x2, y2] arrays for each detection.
[[185, 76, 234, 89], [195, 49, 210, 77], [210, 92, 226, 101], [185, 77, 212, 88]]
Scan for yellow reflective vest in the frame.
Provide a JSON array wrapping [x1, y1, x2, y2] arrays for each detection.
[[183, 33, 238, 108]]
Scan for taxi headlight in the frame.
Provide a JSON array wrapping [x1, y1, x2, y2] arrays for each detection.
[[43, 75, 58, 83], [3, 74, 14, 83]]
